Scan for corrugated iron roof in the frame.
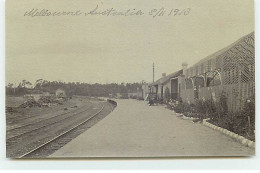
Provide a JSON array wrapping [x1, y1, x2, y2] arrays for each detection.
[[191, 32, 254, 67], [150, 69, 183, 86]]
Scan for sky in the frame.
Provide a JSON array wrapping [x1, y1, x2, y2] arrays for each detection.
[[5, 0, 254, 85]]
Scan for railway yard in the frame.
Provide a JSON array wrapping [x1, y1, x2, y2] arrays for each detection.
[[6, 96, 116, 158]]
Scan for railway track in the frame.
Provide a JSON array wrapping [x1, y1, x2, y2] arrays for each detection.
[[6, 99, 92, 129], [7, 103, 91, 131], [6, 104, 93, 139], [6, 101, 115, 158]]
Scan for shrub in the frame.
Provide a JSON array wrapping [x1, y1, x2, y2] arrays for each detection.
[[172, 103, 183, 113], [170, 93, 255, 141], [216, 91, 228, 118], [137, 97, 144, 100], [195, 99, 207, 114], [208, 95, 255, 141], [130, 95, 137, 99]]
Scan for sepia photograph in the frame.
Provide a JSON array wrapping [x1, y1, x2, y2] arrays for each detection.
[[5, 0, 255, 158]]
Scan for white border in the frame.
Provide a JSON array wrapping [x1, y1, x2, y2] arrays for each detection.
[[0, 0, 260, 170]]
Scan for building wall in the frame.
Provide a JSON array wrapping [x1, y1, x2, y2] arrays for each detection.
[[180, 82, 254, 112], [156, 85, 160, 98], [180, 88, 195, 104], [163, 81, 171, 95], [142, 84, 149, 100], [179, 33, 254, 112], [150, 85, 157, 93], [150, 77, 183, 101], [154, 80, 174, 100]]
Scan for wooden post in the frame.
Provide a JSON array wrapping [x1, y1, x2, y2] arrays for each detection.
[[153, 63, 154, 83], [248, 116, 251, 128]]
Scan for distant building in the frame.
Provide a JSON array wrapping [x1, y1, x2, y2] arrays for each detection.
[[141, 82, 149, 100], [149, 69, 184, 101], [56, 89, 66, 98], [116, 93, 123, 98], [116, 93, 128, 99], [128, 91, 142, 99], [147, 32, 254, 111]]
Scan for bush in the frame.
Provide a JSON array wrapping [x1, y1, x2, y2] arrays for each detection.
[[170, 93, 255, 141], [130, 95, 137, 99], [171, 100, 193, 114], [172, 103, 183, 113], [208, 96, 255, 141], [137, 97, 144, 100]]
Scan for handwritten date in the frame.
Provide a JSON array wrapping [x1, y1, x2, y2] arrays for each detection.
[[149, 8, 191, 18]]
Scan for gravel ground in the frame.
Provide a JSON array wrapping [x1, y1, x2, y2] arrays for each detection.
[[6, 96, 27, 107], [6, 96, 90, 128], [6, 97, 114, 158], [6, 101, 102, 158], [23, 102, 114, 158]]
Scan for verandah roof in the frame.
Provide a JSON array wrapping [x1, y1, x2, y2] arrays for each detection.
[[150, 69, 183, 86]]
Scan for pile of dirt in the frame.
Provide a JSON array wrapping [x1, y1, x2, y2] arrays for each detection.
[[38, 96, 54, 104], [19, 98, 41, 108], [19, 96, 65, 108]]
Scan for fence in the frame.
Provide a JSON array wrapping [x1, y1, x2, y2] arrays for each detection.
[[180, 82, 254, 112]]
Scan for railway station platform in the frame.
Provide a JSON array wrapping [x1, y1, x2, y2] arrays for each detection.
[[50, 99, 254, 157]]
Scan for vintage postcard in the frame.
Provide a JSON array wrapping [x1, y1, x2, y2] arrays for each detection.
[[5, 0, 255, 158]]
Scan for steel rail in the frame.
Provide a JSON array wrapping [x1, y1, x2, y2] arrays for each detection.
[[7, 105, 94, 140], [18, 102, 105, 158], [7, 103, 91, 131]]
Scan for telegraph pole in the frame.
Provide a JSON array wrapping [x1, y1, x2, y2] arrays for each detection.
[[153, 63, 154, 82]]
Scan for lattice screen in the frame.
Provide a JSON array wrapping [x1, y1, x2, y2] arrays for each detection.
[[207, 71, 221, 86], [222, 33, 254, 85], [183, 32, 254, 89], [181, 32, 254, 111]]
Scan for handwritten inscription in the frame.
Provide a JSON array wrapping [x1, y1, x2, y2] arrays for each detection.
[[24, 5, 191, 18], [24, 9, 82, 17], [86, 5, 145, 16]]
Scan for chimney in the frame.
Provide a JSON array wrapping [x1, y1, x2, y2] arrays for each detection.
[[162, 73, 166, 77], [182, 62, 188, 76]]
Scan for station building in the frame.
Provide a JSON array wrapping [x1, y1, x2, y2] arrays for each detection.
[[149, 32, 255, 112], [149, 67, 184, 102], [181, 32, 254, 111]]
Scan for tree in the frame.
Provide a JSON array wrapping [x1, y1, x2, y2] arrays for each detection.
[[7, 83, 13, 88], [21, 80, 32, 88]]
